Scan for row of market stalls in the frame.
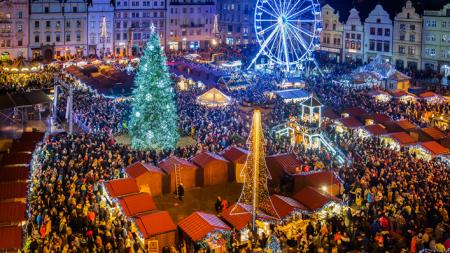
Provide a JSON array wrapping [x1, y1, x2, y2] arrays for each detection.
[[326, 106, 450, 161], [367, 89, 447, 104], [1, 58, 43, 73], [0, 131, 45, 251]]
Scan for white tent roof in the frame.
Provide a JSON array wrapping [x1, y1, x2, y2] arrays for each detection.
[[196, 88, 232, 107]]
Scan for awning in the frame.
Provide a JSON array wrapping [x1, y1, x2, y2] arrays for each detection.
[[269, 194, 307, 219], [364, 124, 389, 136], [0, 226, 23, 250], [0, 166, 29, 182], [389, 132, 417, 146], [0, 182, 27, 201], [274, 89, 309, 102], [134, 211, 177, 239], [0, 202, 26, 225], [419, 141, 449, 156], [178, 212, 230, 241], [338, 117, 363, 129], [1, 153, 32, 166], [104, 178, 140, 198], [293, 186, 340, 212], [118, 193, 156, 217]]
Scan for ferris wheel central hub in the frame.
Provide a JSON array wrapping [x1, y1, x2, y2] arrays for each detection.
[[278, 16, 287, 25]]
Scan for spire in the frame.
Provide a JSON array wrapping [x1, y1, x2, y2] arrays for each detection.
[[150, 22, 156, 34], [231, 109, 279, 231]]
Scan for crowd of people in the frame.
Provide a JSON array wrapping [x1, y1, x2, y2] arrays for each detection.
[[0, 65, 58, 94], [24, 55, 449, 252]]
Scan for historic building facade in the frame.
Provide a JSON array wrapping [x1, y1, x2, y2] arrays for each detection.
[[319, 4, 343, 63], [87, 0, 115, 57], [363, 4, 393, 63], [216, 0, 256, 46], [342, 8, 364, 63], [29, 0, 88, 60], [167, 0, 216, 51], [114, 0, 167, 57], [393, 0, 422, 70], [0, 0, 28, 60], [421, 3, 450, 77]]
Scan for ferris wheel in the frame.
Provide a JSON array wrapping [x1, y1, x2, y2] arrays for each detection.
[[249, 0, 322, 72]]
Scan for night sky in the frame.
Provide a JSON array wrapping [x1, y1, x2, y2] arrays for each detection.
[[321, 0, 450, 21]]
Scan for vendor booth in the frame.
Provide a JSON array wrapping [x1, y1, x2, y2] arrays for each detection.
[[367, 90, 392, 103], [358, 124, 389, 138], [0, 182, 27, 203], [292, 171, 342, 196], [0, 202, 26, 226], [335, 117, 363, 132], [279, 77, 305, 89], [269, 194, 307, 220], [125, 162, 165, 196], [196, 88, 232, 107], [117, 192, 157, 217], [391, 90, 417, 103], [419, 92, 443, 103], [159, 156, 198, 194], [385, 70, 411, 91], [192, 151, 230, 186], [293, 186, 341, 213], [382, 132, 417, 150], [103, 178, 140, 200], [220, 146, 249, 183], [178, 211, 231, 253], [134, 211, 177, 253], [0, 225, 23, 250], [272, 89, 309, 103], [409, 141, 449, 160]]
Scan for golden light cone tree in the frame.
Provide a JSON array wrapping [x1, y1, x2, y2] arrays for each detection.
[[231, 109, 280, 231]]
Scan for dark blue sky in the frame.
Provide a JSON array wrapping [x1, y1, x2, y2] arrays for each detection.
[[322, 0, 449, 22]]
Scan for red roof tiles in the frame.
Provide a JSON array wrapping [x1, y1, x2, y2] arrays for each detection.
[[159, 156, 198, 174], [293, 187, 340, 211], [0, 226, 23, 250], [178, 212, 230, 241], [221, 204, 252, 231], [338, 117, 363, 129], [341, 107, 366, 117], [421, 127, 446, 140], [104, 178, 140, 198], [389, 132, 417, 146], [192, 151, 229, 168], [270, 194, 306, 219], [419, 91, 439, 99], [266, 153, 302, 175], [0, 166, 29, 182], [420, 141, 449, 156], [364, 124, 389, 136], [126, 162, 164, 179], [293, 171, 342, 189], [221, 146, 249, 164], [0, 182, 27, 201], [1, 153, 32, 166], [118, 193, 156, 216], [395, 120, 417, 131], [134, 211, 177, 238], [0, 202, 26, 224]]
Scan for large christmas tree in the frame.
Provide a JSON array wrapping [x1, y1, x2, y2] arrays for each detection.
[[129, 27, 179, 150]]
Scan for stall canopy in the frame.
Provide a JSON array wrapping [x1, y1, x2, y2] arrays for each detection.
[[0, 226, 23, 250], [420, 127, 446, 140], [323, 108, 339, 120], [196, 88, 232, 107], [337, 117, 363, 129], [274, 89, 309, 103], [293, 186, 340, 212], [419, 91, 440, 99], [178, 211, 231, 241], [1, 152, 32, 166], [0, 166, 29, 182], [293, 171, 342, 195], [364, 124, 389, 136], [266, 153, 302, 176], [104, 178, 140, 198], [389, 132, 417, 146], [341, 107, 367, 117], [361, 113, 392, 124], [420, 141, 449, 156], [0, 90, 52, 111], [126, 162, 165, 178], [221, 203, 274, 230], [269, 194, 307, 219], [395, 120, 417, 131], [0, 182, 27, 201], [134, 211, 177, 238], [0, 202, 26, 225], [220, 146, 249, 164], [118, 192, 157, 217]]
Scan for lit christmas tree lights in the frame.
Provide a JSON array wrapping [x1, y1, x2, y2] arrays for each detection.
[[128, 25, 179, 150]]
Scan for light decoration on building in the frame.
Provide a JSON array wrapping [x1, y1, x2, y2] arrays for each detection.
[[249, 0, 323, 72], [231, 109, 280, 231]]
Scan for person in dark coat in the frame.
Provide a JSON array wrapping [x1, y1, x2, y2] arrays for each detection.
[[177, 183, 185, 201]]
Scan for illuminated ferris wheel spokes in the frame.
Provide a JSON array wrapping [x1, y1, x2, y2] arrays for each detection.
[[250, 0, 322, 72]]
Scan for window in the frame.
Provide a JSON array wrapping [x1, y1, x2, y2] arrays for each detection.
[[34, 34, 39, 43], [66, 21, 71, 28], [46, 21, 51, 28], [369, 40, 375, 50], [17, 24, 22, 32], [76, 32, 81, 42], [18, 40, 22, 46], [56, 33, 60, 42], [76, 20, 81, 28], [116, 33, 120, 40], [410, 24, 415, 30], [66, 33, 71, 42], [46, 34, 51, 42], [383, 41, 389, 52], [73, 6, 77, 13], [34, 21, 39, 28], [351, 25, 355, 31], [18, 12, 22, 18], [399, 46, 405, 54], [400, 24, 406, 30], [430, 48, 436, 56], [44, 7, 49, 13], [409, 35, 415, 42], [377, 28, 382, 36], [123, 22, 127, 28], [408, 46, 415, 55], [400, 34, 405, 41], [123, 33, 127, 40], [357, 34, 361, 40], [116, 22, 120, 29], [385, 28, 390, 36], [376, 40, 382, 51], [56, 21, 61, 29], [370, 27, 375, 35]]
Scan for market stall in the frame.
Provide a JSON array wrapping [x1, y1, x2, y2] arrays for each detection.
[[178, 211, 231, 253], [293, 186, 341, 213], [357, 124, 389, 138], [0, 225, 23, 250], [391, 90, 417, 103], [159, 156, 198, 194], [419, 91, 443, 103], [103, 178, 140, 201], [0, 202, 26, 226], [279, 77, 305, 89], [272, 89, 309, 103], [409, 141, 449, 160], [0, 166, 29, 183], [269, 194, 307, 220], [192, 151, 230, 186], [292, 171, 342, 196], [335, 117, 363, 132], [134, 211, 177, 253], [265, 153, 302, 190], [117, 192, 157, 217], [360, 113, 392, 125], [220, 146, 249, 183], [0, 182, 27, 203], [367, 90, 392, 103], [125, 162, 165, 196], [382, 132, 417, 150], [1, 152, 32, 166], [196, 88, 232, 107]]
